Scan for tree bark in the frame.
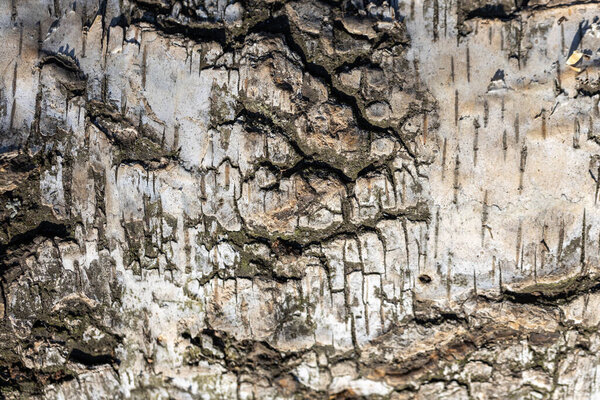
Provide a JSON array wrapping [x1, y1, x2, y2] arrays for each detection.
[[1, 0, 600, 398]]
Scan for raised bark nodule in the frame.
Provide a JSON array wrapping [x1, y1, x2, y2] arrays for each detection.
[[1, 0, 600, 398]]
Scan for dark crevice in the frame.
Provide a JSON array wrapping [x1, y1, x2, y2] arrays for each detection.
[[0, 221, 69, 259], [501, 277, 600, 306], [68, 349, 118, 366]]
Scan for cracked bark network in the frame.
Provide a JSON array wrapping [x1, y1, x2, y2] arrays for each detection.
[[1, 0, 600, 398]]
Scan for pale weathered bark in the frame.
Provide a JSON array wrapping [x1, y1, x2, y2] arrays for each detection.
[[1, 0, 600, 398]]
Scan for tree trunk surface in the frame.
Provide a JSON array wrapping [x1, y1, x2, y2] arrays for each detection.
[[1, 0, 599, 398]]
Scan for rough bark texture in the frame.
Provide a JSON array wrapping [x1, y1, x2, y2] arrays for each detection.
[[2, 0, 600, 398]]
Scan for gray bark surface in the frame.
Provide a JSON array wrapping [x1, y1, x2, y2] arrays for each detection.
[[1, 0, 600, 398]]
